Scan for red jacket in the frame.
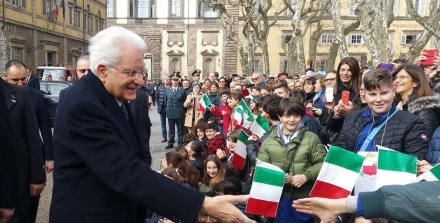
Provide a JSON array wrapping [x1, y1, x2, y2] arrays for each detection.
[[212, 102, 232, 135], [206, 133, 228, 155]]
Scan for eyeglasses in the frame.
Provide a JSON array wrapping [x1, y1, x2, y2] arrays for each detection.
[[324, 78, 336, 82], [77, 69, 89, 73], [251, 77, 260, 81], [110, 66, 145, 78], [393, 75, 410, 81]]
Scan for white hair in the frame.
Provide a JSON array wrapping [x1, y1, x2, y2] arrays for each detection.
[[88, 26, 146, 75]]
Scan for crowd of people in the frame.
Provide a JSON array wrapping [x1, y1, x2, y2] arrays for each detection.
[[152, 52, 440, 222], [2, 25, 440, 223]]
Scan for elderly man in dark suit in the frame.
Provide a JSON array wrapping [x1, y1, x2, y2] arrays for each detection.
[[164, 72, 186, 149], [1, 64, 45, 223], [0, 77, 18, 223], [51, 26, 253, 223]]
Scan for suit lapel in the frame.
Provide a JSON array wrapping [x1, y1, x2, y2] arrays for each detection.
[[87, 74, 143, 159]]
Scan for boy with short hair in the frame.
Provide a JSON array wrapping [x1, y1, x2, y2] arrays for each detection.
[[205, 123, 228, 155]]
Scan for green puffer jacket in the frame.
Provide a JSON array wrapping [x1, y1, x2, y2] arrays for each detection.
[[257, 127, 326, 199]]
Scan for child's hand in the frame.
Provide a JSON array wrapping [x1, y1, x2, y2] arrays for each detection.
[[216, 149, 227, 159]]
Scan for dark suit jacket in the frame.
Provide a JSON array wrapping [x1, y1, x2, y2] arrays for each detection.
[[27, 75, 40, 91], [51, 73, 204, 223], [130, 89, 152, 166], [27, 87, 53, 160], [0, 80, 18, 209], [0, 78, 45, 215], [165, 87, 186, 119]]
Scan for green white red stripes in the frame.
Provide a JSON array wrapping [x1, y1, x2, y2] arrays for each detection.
[[232, 99, 255, 129], [416, 163, 440, 182], [310, 146, 365, 199], [376, 148, 416, 188], [231, 131, 248, 170], [246, 160, 285, 218], [196, 94, 211, 113], [249, 114, 270, 138]]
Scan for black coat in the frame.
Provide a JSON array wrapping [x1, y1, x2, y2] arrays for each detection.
[[27, 87, 53, 160], [51, 73, 204, 223], [0, 78, 45, 217], [26, 75, 40, 91], [130, 88, 152, 166], [407, 95, 440, 138], [335, 109, 429, 160], [0, 80, 18, 209]]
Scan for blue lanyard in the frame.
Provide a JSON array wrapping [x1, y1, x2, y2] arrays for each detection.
[[359, 110, 398, 152]]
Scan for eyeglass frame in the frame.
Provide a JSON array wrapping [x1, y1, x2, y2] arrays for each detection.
[[109, 66, 145, 78], [324, 78, 336, 82]]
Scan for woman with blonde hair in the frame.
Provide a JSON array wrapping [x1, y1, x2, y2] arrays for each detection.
[[184, 82, 204, 133]]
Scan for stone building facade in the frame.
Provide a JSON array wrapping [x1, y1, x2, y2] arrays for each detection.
[[0, 0, 106, 73], [107, 0, 238, 81]]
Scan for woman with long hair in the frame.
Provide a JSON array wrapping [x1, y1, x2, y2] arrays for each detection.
[[198, 155, 225, 193], [162, 151, 200, 189], [392, 64, 440, 137]]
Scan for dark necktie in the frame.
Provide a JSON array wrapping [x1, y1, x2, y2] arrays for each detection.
[[120, 103, 128, 120]]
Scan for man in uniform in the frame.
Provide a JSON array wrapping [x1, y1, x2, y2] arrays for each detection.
[[165, 71, 186, 149], [192, 69, 201, 83]]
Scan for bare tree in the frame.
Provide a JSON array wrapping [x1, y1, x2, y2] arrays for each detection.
[[325, 0, 360, 71], [405, 0, 440, 63], [283, 0, 326, 75], [308, 0, 331, 69], [355, 0, 395, 65]]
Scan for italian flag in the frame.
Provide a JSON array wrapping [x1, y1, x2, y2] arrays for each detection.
[[376, 148, 417, 188], [231, 130, 248, 170], [196, 94, 211, 113], [416, 163, 440, 182], [310, 146, 365, 199], [246, 160, 285, 218], [232, 99, 254, 129], [249, 114, 270, 138]]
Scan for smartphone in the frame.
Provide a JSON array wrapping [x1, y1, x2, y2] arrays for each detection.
[[420, 49, 439, 67], [342, 91, 350, 105], [325, 87, 334, 102], [377, 63, 394, 72]]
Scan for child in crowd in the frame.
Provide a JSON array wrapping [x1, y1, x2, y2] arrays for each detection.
[[161, 151, 200, 189], [212, 89, 232, 135], [205, 123, 228, 155], [258, 97, 326, 223], [216, 129, 239, 164], [185, 140, 207, 176], [193, 123, 208, 144], [198, 155, 225, 193]]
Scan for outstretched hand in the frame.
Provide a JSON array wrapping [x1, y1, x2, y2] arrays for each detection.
[[293, 197, 347, 223], [201, 195, 256, 223]]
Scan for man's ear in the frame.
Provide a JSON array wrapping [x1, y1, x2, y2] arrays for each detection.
[[97, 65, 107, 78]]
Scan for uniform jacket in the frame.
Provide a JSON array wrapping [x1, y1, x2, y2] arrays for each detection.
[[156, 84, 168, 113], [0, 81, 18, 209], [165, 86, 186, 119], [27, 87, 53, 160], [50, 73, 204, 223], [335, 109, 429, 160], [407, 95, 440, 138], [0, 78, 45, 217], [183, 92, 203, 128], [130, 88, 152, 166], [258, 127, 326, 199]]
